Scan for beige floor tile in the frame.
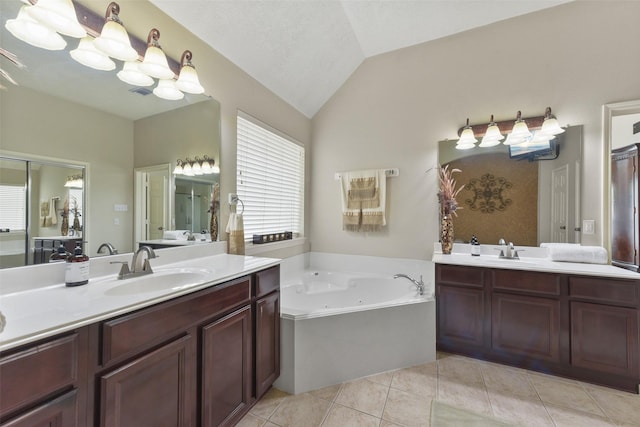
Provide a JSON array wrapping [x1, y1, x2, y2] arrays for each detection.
[[488, 392, 554, 427], [545, 403, 617, 427], [236, 413, 267, 427], [437, 355, 484, 384], [380, 421, 405, 427], [269, 393, 331, 427], [309, 384, 342, 402], [366, 369, 395, 387], [335, 378, 389, 418], [585, 385, 640, 426], [382, 388, 431, 427], [530, 374, 605, 417], [481, 363, 539, 400], [320, 403, 380, 427], [437, 376, 492, 416], [250, 388, 291, 419], [390, 363, 438, 397], [263, 423, 281, 427]]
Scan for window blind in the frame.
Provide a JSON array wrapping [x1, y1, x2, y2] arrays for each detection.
[[0, 185, 26, 231], [237, 113, 304, 241]]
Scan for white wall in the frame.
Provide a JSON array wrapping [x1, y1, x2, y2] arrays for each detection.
[[310, 1, 640, 260]]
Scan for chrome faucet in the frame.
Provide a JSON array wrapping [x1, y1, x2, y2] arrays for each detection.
[[183, 230, 196, 241], [394, 274, 425, 295], [111, 246, 158, 280], [97, 242, 118, 255], [497, 241, 520, 260]]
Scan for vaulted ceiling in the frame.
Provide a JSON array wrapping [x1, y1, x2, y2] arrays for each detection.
[[150, 0, 569, 118]]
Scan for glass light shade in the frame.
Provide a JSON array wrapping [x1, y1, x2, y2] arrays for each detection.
[[201, 160, 213, 174], [483, 123, 504, 141], [529, 131, 555, 144], [211, 165, 220, 174], [510, 120, 532, 139], [192, 161, 203, 175], [140, 46, 174, 79], [457, 128, 477, 145], [504, 132, 527, 146], [70, 37, 116, 71], [26, 0, 86, 38], [117, 61, 154, 86], [153, 79, 184, 100], [94, 20, 138, 61], [455, 142, 476, 150], [182, 162, 193, 176], [5, 6, 67, 50], [478, 137, 502, 148], [540, 117, 565, 135], [172, 161, 183, 175], [176, 65, 204, 94]]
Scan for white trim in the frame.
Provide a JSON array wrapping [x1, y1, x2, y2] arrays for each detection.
[[244, 237, 306, 256]]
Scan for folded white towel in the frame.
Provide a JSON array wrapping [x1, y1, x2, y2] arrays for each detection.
[[542, 243, 608, 264]]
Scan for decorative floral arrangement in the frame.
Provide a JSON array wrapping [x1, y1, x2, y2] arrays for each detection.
[[437, 164, 463, 216]]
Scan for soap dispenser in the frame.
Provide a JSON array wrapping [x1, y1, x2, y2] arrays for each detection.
[[470, 235, 481, 256], [65, 243, 89, 287], [49, 243, 70, 263]]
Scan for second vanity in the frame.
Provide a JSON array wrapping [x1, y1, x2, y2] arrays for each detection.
[[0, 243, 280, 427], [433, 245, 640, 393]]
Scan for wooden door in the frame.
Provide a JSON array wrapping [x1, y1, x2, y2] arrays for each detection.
[[99, 335, 192, 427], [202, 306, 252, 427], [551, 164, 569, 242], [255, 292, 280, 399]]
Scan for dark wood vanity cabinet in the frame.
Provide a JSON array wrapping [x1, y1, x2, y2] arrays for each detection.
[[435, 263, 640, 393], [612, 143, 639, 272]]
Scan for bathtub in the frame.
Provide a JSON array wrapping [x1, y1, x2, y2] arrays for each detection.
[[274, 252, 436, 394]]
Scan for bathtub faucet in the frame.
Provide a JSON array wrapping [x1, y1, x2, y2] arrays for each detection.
[[393, 274, 425, 295]]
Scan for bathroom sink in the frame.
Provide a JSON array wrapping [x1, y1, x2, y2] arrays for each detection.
[[103, 267, 213, 296]]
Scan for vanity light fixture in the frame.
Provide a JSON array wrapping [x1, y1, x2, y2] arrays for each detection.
[[139, 28, 175, 80], [540, 107, 565, 136], [64, 174, 83, 188], [504, 111, 532, 145], [176, 50, 205, 94], [26, 0, 86, 38], [5, 5, 67, 50], [117, 61, 154, 86], [173, 156, 217, 175], [70, 37, 116, 71], [93, 2, 138, 62], [478, 115, 504, 148], [153, 78, 184, 100], [456, 118, 477, 150]]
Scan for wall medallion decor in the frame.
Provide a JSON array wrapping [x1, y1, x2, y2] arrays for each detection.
[[464, 173, 513, 213]]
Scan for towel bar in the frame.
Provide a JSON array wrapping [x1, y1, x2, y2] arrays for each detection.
[[334, 168, 399, 181]]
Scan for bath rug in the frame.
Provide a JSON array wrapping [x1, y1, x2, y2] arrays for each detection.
[[431, 400, 513, 426]]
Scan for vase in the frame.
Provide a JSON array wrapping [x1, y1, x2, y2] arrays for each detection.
[[61, 216, 69, 236], [441, 214, 453, 254], [73, 214, 80, 234], [210, 207, 218, 241]]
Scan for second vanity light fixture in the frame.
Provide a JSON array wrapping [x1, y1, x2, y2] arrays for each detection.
[[455, 107, 565, 150], [4, 0, 207, 101], [173, 156, 219, 176]]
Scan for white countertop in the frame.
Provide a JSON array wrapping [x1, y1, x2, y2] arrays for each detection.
[[139, 239, 211, 246], [433, 250, 640, 280], [0, 249, 279, 352]]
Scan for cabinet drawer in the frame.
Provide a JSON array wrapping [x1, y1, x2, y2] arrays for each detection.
[[492, 270, 560, 296], [101, 277, 251, 366], [569, 276, 639, 306], [255, 265, 280, 298], [436, 264, 484, 288], [0, 333, 79, 417]]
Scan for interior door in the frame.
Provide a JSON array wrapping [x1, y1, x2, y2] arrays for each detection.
[[148, 172, 167, 240], [551, 165, 569, 242]]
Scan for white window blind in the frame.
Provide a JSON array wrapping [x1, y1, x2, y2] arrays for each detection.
[[237, 113, 304, 241], [0, 185, 26, 231]]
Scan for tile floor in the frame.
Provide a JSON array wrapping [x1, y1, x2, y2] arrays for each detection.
[[238, 353, 640, 427]]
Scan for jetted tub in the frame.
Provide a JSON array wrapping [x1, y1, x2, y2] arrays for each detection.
[[274, 252, 436, 394]]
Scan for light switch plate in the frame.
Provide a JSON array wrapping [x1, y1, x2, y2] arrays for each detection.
[[582, 220, 595, 235]]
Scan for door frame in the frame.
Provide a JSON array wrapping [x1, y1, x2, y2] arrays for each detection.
[[134, 164, 173, 246]]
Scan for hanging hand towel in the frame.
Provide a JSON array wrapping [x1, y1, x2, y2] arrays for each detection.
[[48, 197, 58, 226], [361, 169, 386, 232], [226, 212, 245, 255], [341, 169, 386, 232], [40, 201, 49, 227]]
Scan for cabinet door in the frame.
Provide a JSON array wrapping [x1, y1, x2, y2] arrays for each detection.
[[1, 390, 77, 427], [255, 292, 280, 399], [571, 301, 639, 377], [436, 285, 485, 349], [201, 306, 252, 427], [492, 293, 560, 362], [99, 335, 192, 427]]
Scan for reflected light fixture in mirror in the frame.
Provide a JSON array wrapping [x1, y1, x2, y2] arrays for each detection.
[[26, 0, 86, 38], [153, 79, 184, 100], [4, 6, 67, 50], [173, 156, 218, 176], [140, 28, 174, 79], [117, 61, 154, 86], [93, 2, 138, 61], [176, 50, 205, 94], [64, 174, 84, 188], [70, 37, 116, 71]]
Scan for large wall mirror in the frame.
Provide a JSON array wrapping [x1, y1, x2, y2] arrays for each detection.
[[438, 125, 582, 246], [0, 0, 221, 269]]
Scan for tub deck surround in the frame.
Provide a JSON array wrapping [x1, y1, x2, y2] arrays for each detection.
[[0, 242, 280, 351], [433, 243, 640, 280], [275, 252, 436, 394]]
